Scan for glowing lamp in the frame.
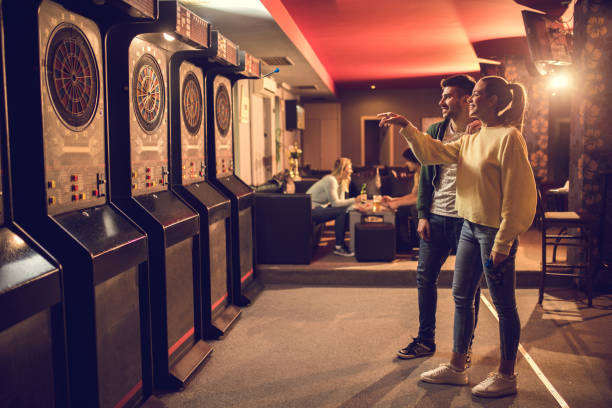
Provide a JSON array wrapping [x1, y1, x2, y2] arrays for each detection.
[[549, 72, 570, 91]]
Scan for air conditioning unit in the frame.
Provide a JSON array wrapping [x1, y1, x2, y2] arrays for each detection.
[[253, 77, 277, 95]]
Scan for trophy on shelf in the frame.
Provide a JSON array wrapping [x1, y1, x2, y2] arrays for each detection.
[[288, 142, 302, 181]]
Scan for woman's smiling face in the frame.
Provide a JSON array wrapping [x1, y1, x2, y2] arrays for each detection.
[[468, 80, 493, 120]]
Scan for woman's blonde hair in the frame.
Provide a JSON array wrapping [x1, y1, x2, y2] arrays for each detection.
[[480, 76, 527, 132], [331, 157, 352, 194]]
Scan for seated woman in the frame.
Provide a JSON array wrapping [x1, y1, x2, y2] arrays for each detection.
[[306, 157, 365, 256], [383, 148, 421, 252]]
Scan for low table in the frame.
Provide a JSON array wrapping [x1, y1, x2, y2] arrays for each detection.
[[348, 207, 395, 252]]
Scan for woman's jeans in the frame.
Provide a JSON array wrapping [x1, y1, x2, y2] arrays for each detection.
[[453, 221, 520, 361], [311, 206, 348, 246]]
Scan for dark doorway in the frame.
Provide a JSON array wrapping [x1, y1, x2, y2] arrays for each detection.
[[548, 90, 570, 185], [364, 119, 384, 166]]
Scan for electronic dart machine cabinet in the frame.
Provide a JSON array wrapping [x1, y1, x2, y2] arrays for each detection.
[[0, 8, 66, 404], [169, 35, 241, 338], [2, 0, 160, 407], [106, 0, 212, 389], [206, 33, 261, 307], [0, 153, 67, 406]]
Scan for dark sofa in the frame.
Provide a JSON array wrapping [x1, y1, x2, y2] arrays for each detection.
[[253, 166, 419, 264], [349, 166, 416, 198], [254, 193, 323, 264]]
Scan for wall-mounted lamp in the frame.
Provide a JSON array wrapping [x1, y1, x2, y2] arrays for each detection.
[[548, 70, 571, 94]]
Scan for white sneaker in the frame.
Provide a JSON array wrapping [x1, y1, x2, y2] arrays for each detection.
[[472, 372, 517, 397], [333, 245, 354, 257], [420, 363, 468, 385]]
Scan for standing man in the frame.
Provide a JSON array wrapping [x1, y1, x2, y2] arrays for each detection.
[[394, 74, 481, 363]]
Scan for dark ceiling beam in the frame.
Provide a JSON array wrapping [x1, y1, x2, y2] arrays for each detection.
[[513, 0, 571, 19]]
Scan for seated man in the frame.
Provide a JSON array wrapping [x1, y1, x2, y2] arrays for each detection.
[[383, 148, 421, 252]]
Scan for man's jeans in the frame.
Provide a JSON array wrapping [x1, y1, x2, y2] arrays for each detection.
[[311, 206, 348, 246], [416, 214, 481, 342], [453, 221, 520, 360]]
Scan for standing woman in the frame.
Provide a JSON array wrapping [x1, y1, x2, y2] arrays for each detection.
[[378, 76, 536, 398], [307, 157, 364, 256]]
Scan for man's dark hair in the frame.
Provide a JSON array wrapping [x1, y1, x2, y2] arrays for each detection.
[[402, 148, 418, 164], [440, 74, 476, 96]]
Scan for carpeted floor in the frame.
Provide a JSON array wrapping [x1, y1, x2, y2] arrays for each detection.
[[257, 227, 562, 288], [158, 225, 612, 407], [159, 286, 612, 407]]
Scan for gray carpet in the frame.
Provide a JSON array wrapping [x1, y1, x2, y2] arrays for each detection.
[[159, 286, 612, 407], [256, 228, 565, 288]]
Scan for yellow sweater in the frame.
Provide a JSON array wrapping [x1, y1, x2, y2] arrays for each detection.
[[400, 124, 537, 255]]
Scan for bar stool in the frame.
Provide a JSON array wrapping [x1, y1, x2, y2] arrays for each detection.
[[537, 188, 597, 306]]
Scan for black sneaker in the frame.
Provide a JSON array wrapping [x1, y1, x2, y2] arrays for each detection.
[[333, 245, 354, 257], [397, 338, 436, 359]]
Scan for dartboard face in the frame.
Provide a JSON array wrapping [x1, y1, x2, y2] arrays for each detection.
[[215, 83, 231, 136], [46, 23, 99, 131], [181, 72, 202, 136], [132, 54, 165, 133]]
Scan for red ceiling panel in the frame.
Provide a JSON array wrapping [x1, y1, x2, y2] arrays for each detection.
[[278, 0, 537, 85]]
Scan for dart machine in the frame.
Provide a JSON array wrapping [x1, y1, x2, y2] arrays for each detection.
[[106, 0, 214, 389], [204, 33, 262, 308], [2, 0, 162, 406], [0, 5, 66, 405], [168, 31, 244, 338]]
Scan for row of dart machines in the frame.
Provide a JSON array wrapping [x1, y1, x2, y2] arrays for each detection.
[[0, 0, 264, 406]]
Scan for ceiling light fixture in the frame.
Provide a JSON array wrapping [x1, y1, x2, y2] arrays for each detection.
[[163, 33, 175, 42], [180, 0, 270, 18], [477, 57, 502, 65]]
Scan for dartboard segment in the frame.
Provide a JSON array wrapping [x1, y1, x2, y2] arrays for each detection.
[[46, 23, 99, 131], [181, 71, 203, 135], [215, 83, 231, 136], [132, 53, 166, 132]]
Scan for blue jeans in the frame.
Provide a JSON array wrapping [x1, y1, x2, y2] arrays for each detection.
[[416, 214, 481, 342], [311, 206, 349, 246], [453, 221, 520, 360]]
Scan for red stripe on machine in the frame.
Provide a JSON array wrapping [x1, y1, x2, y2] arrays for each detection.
[[168, 326, 195, 356], [212, 293, 228, 311], [113, 380, 142, 408], [241, 268, 254, 283]]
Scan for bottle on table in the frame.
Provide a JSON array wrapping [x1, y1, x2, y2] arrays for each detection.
[[360, 183, 367, 204]]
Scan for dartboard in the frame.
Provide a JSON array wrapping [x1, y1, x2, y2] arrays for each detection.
[[215, 83, 231, 136], [46, 23, 99, 131], [132, 54, 165, 132], [181, 72, 202, 135]]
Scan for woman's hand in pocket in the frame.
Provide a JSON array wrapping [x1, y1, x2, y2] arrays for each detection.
[[491, 251, 508, 267]]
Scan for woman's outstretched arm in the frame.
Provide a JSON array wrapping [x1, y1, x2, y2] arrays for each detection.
[[377, 112, 461, 165]]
